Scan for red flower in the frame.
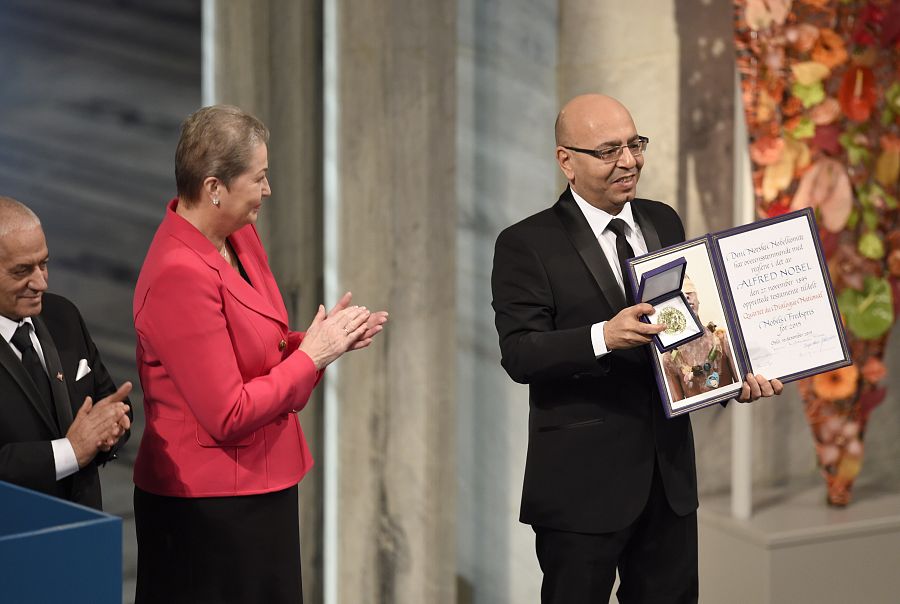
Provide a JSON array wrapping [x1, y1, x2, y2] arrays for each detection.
[[766, 197, 793, 218], [812, 123, 842, 156], [883, 2, 900, 46], [859, 386, 886, 422], [838, 66, 877, 122], [819, 229, 840, 259]]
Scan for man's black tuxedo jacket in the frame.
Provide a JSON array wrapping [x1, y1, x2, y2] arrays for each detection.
[[491, 188, 697, 534], [0, 293, 128, 509]]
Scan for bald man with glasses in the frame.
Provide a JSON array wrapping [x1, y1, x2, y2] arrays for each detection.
[[492, 94, 781, 603]]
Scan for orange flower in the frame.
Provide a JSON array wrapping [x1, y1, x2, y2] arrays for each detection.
[[782, 94, 805, 117], [811, 28, 849, 69], [882, 134, 900, 153], [750, 136, 785, 165], [812, 365, 860, 401], [888, 249, 900, 277], [861, 357, 887, 383]]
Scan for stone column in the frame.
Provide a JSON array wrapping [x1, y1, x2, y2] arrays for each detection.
[[455, 0, 558, 601], [330, 0, 457, 602], [558, 1, 682, 217], [557, 0, 735, 236], [204, 2, 325, 602]]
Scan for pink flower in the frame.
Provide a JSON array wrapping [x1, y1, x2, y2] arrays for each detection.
[[809, 98, 841, 125], [790, 157, 853, 232], [861, 357, 887, 383], [841, 421, 860, 439], [785, 23, 820, 53], [745, 0, 792, 30], [818, 444, 840, 465]]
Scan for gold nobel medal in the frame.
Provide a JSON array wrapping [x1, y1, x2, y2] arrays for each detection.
[[659, 307, 687, 335]]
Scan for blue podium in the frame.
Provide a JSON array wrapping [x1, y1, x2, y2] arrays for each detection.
[[0, 481, 122, 603]]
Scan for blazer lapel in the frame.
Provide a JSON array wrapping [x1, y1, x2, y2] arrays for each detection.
[[162, 205, 287, 328], [0, 336, 59, 435], [218, 265, 288, 327], [228, 228, 289, 324], [632, 201, 662, 253], [553, 189, 627, 313], [32, 316, 75, 432]]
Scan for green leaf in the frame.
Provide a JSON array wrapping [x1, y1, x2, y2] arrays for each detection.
[[847, 208, 860, 229], [837, 276, 894, 339], [790, 117, 816, 139], [792, 81, 826, 108], [858, 231, 885, 259], [850, 146, 871, 165], [863, 208, 879, 231], [886, 82, 900, 108], [858, 183, 871, 208], [882, 108, 895, 127], [839, 132, 871, 165]]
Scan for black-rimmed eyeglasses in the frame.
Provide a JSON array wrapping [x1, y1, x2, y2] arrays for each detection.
[[563, 136, 649, 163]]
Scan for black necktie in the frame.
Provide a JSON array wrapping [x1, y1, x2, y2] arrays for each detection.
[[607, 218, 636, 306], [11, 323, 58, 426]]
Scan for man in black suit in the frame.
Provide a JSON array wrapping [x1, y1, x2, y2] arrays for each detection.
[[491, 94, 782, 603], [0, 196, 132, 510]]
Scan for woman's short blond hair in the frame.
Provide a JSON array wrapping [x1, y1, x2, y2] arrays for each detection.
[[175, 105, 269, 205]]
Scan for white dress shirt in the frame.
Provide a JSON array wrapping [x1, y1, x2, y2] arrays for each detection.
[[570, 187, 649, 358], [0, 314, 79, 480]]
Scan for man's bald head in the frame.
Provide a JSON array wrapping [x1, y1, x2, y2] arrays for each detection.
[[555, 94, 635, 147], [0, 196, 41, 239], [554, 94, 644, 214]]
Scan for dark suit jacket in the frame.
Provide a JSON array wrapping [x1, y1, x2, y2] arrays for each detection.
[[491, 188, 697, 534], [0, 293, 129, 509]]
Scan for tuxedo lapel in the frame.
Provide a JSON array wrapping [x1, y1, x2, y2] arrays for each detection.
[[632, 201, 662, 253], [0, 336, 59, 435], [32, 316, 75, 432], [553, 189, 627, 313]]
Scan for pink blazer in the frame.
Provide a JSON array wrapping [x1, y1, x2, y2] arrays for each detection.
[[133, 200, 319, 497]]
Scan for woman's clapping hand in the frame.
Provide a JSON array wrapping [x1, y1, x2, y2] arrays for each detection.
[[298, 292, 389, 369]]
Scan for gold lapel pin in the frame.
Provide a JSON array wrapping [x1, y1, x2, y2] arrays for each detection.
[[56, 372, 64, 382]]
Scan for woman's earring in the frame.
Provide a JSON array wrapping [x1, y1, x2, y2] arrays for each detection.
[[212, 197, 220, 206]]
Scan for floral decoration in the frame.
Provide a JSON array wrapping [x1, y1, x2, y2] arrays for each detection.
[[735, 0, 900, 506]]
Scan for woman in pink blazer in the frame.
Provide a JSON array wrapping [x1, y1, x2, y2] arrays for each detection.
[[132, 105, 387, 604]]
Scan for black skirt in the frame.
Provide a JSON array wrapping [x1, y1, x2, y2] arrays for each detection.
[[134, 484, 303, 604]]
